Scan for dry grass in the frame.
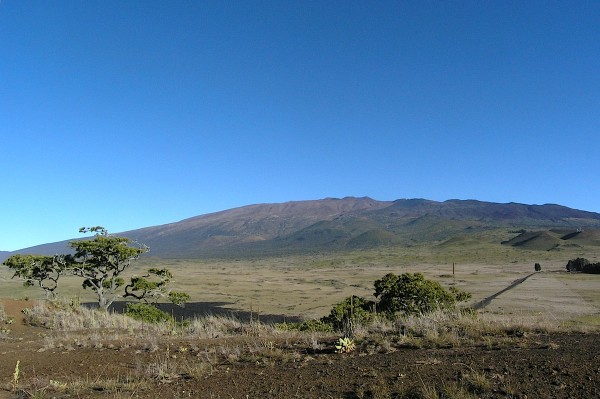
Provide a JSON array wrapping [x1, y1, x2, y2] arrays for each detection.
[[352, 306, 590, 353], [3, 246, 600, 398], [3, 296, 596, 398], [22, 295, 597, 356]]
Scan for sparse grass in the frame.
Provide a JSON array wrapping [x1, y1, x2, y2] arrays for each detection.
[[0, 303, 10, 339], [2, 246, 600, 399], [359, 378, 481, 399], [64, 374, 147, 397], [461, 370, 492, 395], [1, 294, 597, 399], [20, 293, 595, 357], [355, 378, 392, 399]]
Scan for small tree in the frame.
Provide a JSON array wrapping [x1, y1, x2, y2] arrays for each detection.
[[69, 227, 148, 311], [374, 272, 471, 316], [534, 263, 542, 272], [2, 254, 70, 299]]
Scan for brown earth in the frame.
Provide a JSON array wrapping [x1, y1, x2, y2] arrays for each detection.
[[1, 299, 599, 399]]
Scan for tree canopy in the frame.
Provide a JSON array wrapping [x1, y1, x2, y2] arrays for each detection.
[[69, 227, 149, 310], [2, 254, 70, 299]]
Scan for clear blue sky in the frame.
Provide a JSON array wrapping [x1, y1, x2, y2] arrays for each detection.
[[2, 1, 599, 251]]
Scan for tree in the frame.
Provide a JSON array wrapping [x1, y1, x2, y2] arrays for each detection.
[[69, 227, 148, 311], [123, 268, 190, 307], [2, 254, 70, 299], [374, 272, 471, 316]]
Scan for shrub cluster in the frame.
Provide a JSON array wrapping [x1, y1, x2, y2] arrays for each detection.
[[566, 258, 600, 274], [124, 303, 174, 324], [374, 273, 471, 316], [285, 272, 472, 334]]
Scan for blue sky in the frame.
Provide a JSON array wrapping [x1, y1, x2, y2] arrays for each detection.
[[1, 1, 599, 251]]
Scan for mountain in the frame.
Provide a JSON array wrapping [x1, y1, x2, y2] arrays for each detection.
[[3, 197, 600, 261]]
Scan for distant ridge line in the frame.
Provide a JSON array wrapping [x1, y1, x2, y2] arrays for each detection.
[[2, 197, 600, 260]]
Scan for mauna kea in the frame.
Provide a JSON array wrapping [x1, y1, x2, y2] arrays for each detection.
[[3, 197, 600, 260]]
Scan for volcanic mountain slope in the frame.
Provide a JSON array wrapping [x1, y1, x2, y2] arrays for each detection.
[[4, 197, 600, 260]]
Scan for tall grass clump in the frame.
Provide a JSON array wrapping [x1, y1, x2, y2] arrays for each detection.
[[185, 314, 244, 338], [185, 314, 278, 338], [22, 300, 157, 332]]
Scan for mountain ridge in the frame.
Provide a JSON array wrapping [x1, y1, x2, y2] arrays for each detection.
[[3, 197, 600, 261]]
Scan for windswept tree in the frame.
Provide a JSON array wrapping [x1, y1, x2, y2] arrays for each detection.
[[69, 226, 148, 311], [2, 254, 70, 299]]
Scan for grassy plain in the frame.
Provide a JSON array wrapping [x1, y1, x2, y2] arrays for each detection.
[[2, 235, 599, 326], [2, 236, 600, 398]]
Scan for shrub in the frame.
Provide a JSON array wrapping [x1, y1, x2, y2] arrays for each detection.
[[565, 258, 600, 274], [374, 272, 471, 317], [124, 303, 173, 324], [534, 263, 541, 272], [321, 295, 375, 332], [582, 262, 600, 274], [566, 258, 589, 272]]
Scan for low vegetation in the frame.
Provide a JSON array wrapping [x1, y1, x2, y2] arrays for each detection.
[[3, 237, 600, 397], [2, 293, 581, 398], [304, 272, 472, 337], [566, 257, 600, 274]]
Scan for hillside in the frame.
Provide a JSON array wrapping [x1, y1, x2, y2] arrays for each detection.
[[3, 197, 600, 260], [502, 228, 600, 251]]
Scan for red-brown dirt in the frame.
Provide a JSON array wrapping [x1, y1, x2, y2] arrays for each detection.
[[1, 299, 599, 399]]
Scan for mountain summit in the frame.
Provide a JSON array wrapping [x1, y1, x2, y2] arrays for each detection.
[[4, 197, 600, 260]]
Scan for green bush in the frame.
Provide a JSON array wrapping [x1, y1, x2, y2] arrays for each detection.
[[374, 272, 471, 316], [582, 262, 600, 274], [319, 273, 472, 333], [124, 302, 173, 324], [566, 258, 600, 274], [566, 258, 589, 272], [322, 295, 375, 331]]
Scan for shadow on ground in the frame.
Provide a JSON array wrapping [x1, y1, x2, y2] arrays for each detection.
[[472, 272, 536, 310], [83, 301, 303, 324]]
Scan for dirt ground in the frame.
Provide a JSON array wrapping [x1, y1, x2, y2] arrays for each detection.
[[1, 299, 599, 399]]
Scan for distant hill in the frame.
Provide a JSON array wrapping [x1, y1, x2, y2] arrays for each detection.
[[502, 228, 600, 251], [3, 197, 600, 261]]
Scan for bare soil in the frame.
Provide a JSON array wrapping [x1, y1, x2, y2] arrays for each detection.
[[1, 300, 599, 399]]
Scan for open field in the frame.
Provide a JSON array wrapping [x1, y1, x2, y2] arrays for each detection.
[[2, 244, 600, 324], [2, 245, 600, 398]]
